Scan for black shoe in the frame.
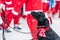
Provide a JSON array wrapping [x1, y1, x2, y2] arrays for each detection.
[[5, 29, 11, 32], [14, 26, 21, 30], [0, 28, 2, 30]]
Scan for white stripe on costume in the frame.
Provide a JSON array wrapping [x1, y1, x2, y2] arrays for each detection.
[[6, 7, 14, 10], [5, 1, 12, 5], [42, 0, 49, 3], [12, 10, 18, 15], [33, 10, 43, 12], [24, 10, 43, 15]]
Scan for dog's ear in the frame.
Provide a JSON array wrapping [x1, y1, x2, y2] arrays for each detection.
[[44, 18, 50, 27]]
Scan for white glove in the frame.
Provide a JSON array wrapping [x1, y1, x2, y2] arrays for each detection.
[[12, 9, 18, 15]]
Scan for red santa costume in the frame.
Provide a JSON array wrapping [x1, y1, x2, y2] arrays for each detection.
[[24, 0, 52, 40], [0, 0, 25, 31], [0, 0, 5, 29], [51, 0, 60, 18], [5, 0, 21, 29], [0, 0, 12, 31], [56, 0, 60, 18], [42, 0, 49, 12], [25, 0, 42, 40]]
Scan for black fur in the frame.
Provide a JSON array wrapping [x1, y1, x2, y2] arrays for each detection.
[[31, 11, 60, 40], [31, 11, 49, 27]]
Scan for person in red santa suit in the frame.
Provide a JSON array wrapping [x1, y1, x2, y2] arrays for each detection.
[[51, 0, 60, 18], [0, 0, 26, 32], [24, 0, 43, 40], [5, 0, 25, 31], [0, 0, 12, 32], [24, 0, 53, 40], [22, 0, 48, 40]]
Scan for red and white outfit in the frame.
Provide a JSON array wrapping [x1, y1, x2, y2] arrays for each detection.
[[42, 0, 49, 12], [5, 0, 21, 29], [23, 0, 51, 40], [25, 0, 43, 40], [0, 0, 5, 28], [56, 0, 60, 18], [27, 14, 38, 40], [0, 0, 25, 30], [51, 0, 60, 18]]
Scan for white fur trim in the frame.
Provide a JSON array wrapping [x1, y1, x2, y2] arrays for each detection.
[[42, 0, 49, 3], [12, 10, 18, 15], [5, 1, 12, 5], [33, 10, 43, 12], [6, 7, 14, 10], [24, 11, 31, 15], [24, 10, 43, 15]]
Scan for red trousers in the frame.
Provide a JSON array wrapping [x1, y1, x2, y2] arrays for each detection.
[[1, 10, 20, 30], [51, 1, 60, 18], [27, 14, 38, 40], [48, 16, 52, 24]]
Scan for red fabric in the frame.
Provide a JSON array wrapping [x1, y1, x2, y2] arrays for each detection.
[[58, 11, 60, 18], [51, 6, 57, 15], [43, 2, 49, 12], [27, 14, 38, 40], [22, 15, 27, 19], [14, 0, 25, 12], [4, 23, 8, 30], [0, 24, 2, 28], [38, 27, 49, 37], [56, 1, 60, 10], [48, 16, 52, 24], [57, 1, 60, 18], [1, 10, 20, 30], [51, 1, 60, 18], [5, 10, 20, 24], [25, 0, 42, 11], [0, 0, 21, 30]]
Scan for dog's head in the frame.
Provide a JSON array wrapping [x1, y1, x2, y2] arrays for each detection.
[[31, 11, 49, 27], [31, 11, 45, 21]]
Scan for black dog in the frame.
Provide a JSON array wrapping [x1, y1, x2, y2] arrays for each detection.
[[31, 11, 60, 40], [31, 11, 49, 27]]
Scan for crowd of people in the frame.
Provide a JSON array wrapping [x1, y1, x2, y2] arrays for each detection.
[[0, 0, 60, 40]]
